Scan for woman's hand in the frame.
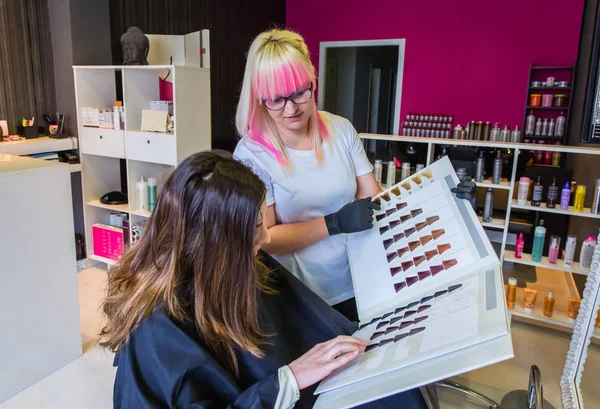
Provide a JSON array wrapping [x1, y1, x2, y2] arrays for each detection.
[[324, 198, 381, 236], [288, 335, 367, 390]]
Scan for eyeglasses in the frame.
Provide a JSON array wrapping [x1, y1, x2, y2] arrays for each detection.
[[263, 85, 313, 111]]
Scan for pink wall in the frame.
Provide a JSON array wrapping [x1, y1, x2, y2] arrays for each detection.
[[287, 0, 584, 132]]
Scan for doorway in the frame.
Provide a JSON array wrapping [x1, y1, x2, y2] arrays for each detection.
[[318, 40, 405, 135]]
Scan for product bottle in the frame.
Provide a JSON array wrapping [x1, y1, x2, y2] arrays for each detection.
[[544, 150, 552, 165], [483, 122, 491, 141], [541, 118, 548, 137], [511, 126, 521, 143], [475, 150, 485, 182], [548, 118, 555, 137], [548, 235, 560, 264], [475, 121, 483, 140], [535, 118, 542, 136], [517, 177, 530, 205], [386, 161, 396, 189], [570, 178, 578, 206], [490, 123, 500, 141], [546, 177, 558, 208], [483, 188, 494, 223], [136, 176, 149, 211], [401, 162, 411, 181], [574, 185, 587, 212], [453, 125, 462, 139], [525, 111, 536, 136], [580, 235, 597, 269], [113, 106, 121, 130], [543, 291, 556, 318], [492, 150, 502, 184], [515, 232, 525, 259], [564, 235, 577, 267], [532, 176, 543, 206], [556, 111, 566, 137], [506, 277, 517, 309], [374, 160, 383, 184], [591, 179, 600, 214], [531, 220, 546, 262], [552, 149, 561, 166], [500, 125, 510, 142], [148, 177, 157, 212], [560, 182, 571, 210]]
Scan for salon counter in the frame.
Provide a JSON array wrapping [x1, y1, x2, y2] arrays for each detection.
[[0, 154, 82, 403]]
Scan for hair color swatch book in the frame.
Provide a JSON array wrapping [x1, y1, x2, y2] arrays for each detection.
[[314, 156, 511, 400]]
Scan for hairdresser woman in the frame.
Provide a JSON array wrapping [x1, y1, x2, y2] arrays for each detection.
[[234, 29, 381, 321], [102, 151, 426, 409]]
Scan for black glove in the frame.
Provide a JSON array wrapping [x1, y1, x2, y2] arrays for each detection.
[[451, 176, 477, 210], [324, 198, 381, 236]]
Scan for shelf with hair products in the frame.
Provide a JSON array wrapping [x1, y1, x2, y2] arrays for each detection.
[[73, 65, 211, 265], [360, 133, 600, 342]]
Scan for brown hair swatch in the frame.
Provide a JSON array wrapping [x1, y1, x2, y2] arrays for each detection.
[[437, 243, 451, 254], [431, 229, 446, 239], [420, 235, 434, 246], [443, 259, 458, 269], [394, 282, 407, 293], [425, 249, 438, 260]]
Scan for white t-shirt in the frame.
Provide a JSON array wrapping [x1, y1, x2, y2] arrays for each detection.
[[233, 112, 373, 305]]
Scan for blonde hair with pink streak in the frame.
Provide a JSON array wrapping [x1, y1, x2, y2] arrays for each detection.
[[235, 29, 331, 166]]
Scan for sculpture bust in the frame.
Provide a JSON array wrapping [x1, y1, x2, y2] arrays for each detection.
[[120, 27, 149, 65]]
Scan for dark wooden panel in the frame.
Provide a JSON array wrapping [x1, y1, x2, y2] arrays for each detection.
[[109, 0, 286, 152]]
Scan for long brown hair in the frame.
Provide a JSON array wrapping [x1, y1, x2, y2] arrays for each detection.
[[99, 150, 269, 375]]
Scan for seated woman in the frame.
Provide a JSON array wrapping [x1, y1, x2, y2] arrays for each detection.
[[100, 151, 426, 409]]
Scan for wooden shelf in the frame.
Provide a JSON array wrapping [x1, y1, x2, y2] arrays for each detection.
[[510, 199, 600, 220], [130, 209, 152, 218], [478, 216, 506, 230], [87, 200, 129, 213], [504, 250, 589, 276], [476, 178, 511, 190], [89, 253, 117, 266], [525, 106, 568, 110]]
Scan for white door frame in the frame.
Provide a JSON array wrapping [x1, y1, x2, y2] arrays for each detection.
[[318, 39, 406, 135]]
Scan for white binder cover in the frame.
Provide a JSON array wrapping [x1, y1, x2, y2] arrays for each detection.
[[314, 156, 513, 405]]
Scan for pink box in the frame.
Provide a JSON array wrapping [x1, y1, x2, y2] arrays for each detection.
[[92, 224, 124, 261]]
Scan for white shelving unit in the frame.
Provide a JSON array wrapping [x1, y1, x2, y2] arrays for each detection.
[[74, 65, 211, 265], [360, 133, 600, 337]]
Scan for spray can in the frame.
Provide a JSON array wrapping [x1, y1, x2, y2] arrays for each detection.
[[374, 160, 383, 185], [492, 150, 502, 184], [475, 121, 483, 140], [401, 162, 411, 180], [560, 182, 571, 210], [483, 188, 494, 223], [591, 179, 600, 214], [416, 164, 425, 172], [564, 235, 577, 267], [475, 150, 485, 182], [386, 161, 396, 189]]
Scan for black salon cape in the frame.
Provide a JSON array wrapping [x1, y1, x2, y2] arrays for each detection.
[[113, 252, 426, 409]]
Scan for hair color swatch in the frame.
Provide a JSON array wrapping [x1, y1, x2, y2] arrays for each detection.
[[394, 282, 407, 292], [437, 243, 451, 254], [394, 233, 405, 242], [383, 239, 394, 250], [417, 270, 431, 280], [431, 229, 446, 239], [411, 208, 423, 218], [408, 241, 421, 251], [442, 259, 458, 270], [420, 235, 434, 246], [390, 267, 402, 277], [426, 215, 440, 225], [405, 227, 416, 237], [380, 226, 390, 235], [397, 247, 410, 258], [425, 249, 438, 260]]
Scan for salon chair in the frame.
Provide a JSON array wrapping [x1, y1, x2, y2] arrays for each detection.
[[420, 380, 499, 409], [500, 365, 555, 409], [419, 365, 554, 409]]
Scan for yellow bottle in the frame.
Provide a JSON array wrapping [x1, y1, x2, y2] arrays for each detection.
[[574, 185, 586, 212], [506, 277, 517, 309], [543, 291, 555, 317]]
